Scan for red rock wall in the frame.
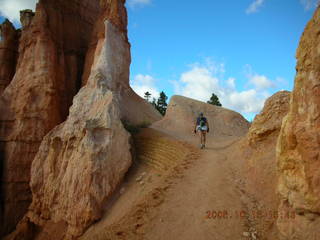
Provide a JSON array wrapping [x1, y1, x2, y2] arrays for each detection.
[[0, 0, 100, 236]]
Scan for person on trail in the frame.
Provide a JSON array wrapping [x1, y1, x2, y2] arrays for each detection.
[[194, 112, 209, 149]]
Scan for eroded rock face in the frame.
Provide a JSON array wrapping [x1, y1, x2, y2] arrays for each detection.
[[27, 20, 132, 239], [82, 0, 162, 125], [236, 91, 290, 239], [0, 19, 19, 95], [20, 10, 35, 29], [277, 7, 320, 240], [247, 91, 291, 145], [82, 0, 128, 85], [153, 95, 250, 137], [82, 0, 161, 125], [1, 0, 160, 237], [0, 0, 100, 236]]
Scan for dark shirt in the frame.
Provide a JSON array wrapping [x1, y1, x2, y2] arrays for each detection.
[[196, 117, 207, 125]]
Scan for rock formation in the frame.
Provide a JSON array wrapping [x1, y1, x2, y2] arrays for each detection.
[[81, 0, 161, 125], [2, 0, 161, 239], [0, 0, 101, 236], [153, 95, 250, 137], [27, 21, 133, 239], [20, 10, 35, 29], [277, 7, 320, 240], [247, 91, 291, 145], [235, 91, 290, 239], [0, 19, 19, 95]]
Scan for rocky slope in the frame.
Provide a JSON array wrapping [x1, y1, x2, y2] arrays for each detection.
[[153, 95, 250, 138], [277, 6, 320, 240]]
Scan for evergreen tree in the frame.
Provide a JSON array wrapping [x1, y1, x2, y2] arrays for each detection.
[[144, 91, 152, 102], [156, 91, 168, 116], [207, 93, 222, 106]]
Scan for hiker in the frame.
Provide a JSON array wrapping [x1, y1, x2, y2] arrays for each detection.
[[194, 112, 210, 149]]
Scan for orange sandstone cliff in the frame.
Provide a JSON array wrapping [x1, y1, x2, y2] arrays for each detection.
[[234, 91, 290, 239], [277, 6, 320, 240]]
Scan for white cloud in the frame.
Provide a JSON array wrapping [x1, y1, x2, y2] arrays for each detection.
[[173, 61, 273, 116], [127, 0, 151, 8], [244, 64, 275, 89], [222, 89, 267, 114], [0, 0, 38, 23], [175, 65, 220, 102], [300, 0, 320, 10], [246, 0, 265, 14], [249, 75, 274, 89], [226, 77, 236, 89], [131, 74, 159, 100]]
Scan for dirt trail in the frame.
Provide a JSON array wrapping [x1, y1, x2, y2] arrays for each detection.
[[81, 128, 253, 240]]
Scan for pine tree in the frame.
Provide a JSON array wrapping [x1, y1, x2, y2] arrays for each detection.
[[207, 93, 222, 106], [156, 91, 168, 116], [144, 91, 152, 102]]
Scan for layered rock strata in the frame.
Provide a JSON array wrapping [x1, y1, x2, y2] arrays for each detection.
[[277, 7, 320, 240]]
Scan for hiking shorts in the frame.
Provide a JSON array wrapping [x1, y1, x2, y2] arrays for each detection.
[[197, 125, 208, 132]]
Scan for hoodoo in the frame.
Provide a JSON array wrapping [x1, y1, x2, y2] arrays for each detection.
[[0, 19, 19, 95], [0, 0, 160, 238], [0, 0, 100, 236]]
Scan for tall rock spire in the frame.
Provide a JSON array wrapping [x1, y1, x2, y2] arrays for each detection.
[[0, 19, 19, 95]]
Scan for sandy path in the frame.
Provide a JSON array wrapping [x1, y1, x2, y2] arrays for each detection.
[[81, 129, 252, 240], [143, 132, 247, 240]]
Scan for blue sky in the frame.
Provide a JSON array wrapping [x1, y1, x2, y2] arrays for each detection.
[[0, 0, 318, 120]]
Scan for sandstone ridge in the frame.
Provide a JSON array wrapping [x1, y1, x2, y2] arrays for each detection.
[[153, 95, 250, 138]]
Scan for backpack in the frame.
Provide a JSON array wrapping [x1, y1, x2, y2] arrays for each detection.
[[199, 117, 207, 127]]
